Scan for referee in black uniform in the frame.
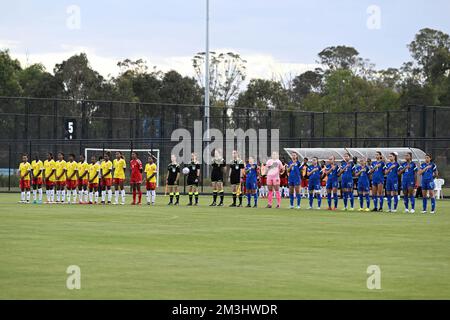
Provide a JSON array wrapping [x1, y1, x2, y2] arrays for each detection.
[[229, 150, 245, 207], [167, 155, 180, 205], [210, 149, 226, 206], [185, 153, 200, 206]]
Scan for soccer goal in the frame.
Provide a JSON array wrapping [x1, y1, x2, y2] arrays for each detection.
[[84, 148, 160, 187]]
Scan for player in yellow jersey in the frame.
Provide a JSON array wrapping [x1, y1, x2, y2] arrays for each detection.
[[43, 153, 56, 203], [65, 154, 79, 204], [31, 154, 44, 204], [100, 152, 113, 204], [55, 152, 67, 203], [77, 154, 89, 204], [18, 154, 32, 203], [145, 155, 158, 205], [88, 155, 100, 204], [113, 151, 127, 205]]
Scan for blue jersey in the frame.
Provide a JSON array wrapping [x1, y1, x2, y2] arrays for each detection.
[[384, 162, 399, 181], [245, 163, 258, 182], [400, 161, 417, 181], [325, 163, 339, 182], [354, 165, 370, 186], [420, 162, 437, 181], [307, 165, 321, 182], [339, 161, 354, 180], [371, 161, 385, 181], [287, 160, 301, 181]]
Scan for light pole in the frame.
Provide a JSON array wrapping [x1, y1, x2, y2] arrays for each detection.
[[204, 0, 210, 141]]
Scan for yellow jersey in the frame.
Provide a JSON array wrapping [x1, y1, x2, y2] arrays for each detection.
[[31, 160, 44, 178], [113, 158, 126, 179], [101, 160, 113, 178], [88, 163, 100, 183], [145, 163, 157, 183], [66, 161, 78, 181], [44, 159, 56, 181], [78, 161, 89, 179], [55, 160, 67, 181], [19, 162, 32, 180]]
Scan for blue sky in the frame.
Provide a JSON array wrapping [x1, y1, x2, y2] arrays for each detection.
[[1, 0, 449, 79]]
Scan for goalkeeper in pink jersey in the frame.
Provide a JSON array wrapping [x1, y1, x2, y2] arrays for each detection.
[[265, 151, 284, 208]]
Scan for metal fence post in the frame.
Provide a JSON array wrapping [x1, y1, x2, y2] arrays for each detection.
[[108, 101, 113, 139], [25, 98, 30, 139], [53, 99, 58, 140], [8, 143, 11, 191], [81, 100, 87, 139]]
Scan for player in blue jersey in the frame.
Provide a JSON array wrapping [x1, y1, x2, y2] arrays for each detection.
[[418, 153, 438, 214], [384, 152, 400, 212], [369, 151, 385, 212], [354, 158, 371, 212], [307, 157, 322, 209], [398, 152, 418, 213], [338, 153, 354, 211], [324, 155, 339, 210], [245, 157, 258, 208], [287, 152, 302, 209]]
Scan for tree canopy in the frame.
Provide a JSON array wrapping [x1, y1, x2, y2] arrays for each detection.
[[1, 28, 449, 111]]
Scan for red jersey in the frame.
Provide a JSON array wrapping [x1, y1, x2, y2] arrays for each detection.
[[130, 159, 143, 180]]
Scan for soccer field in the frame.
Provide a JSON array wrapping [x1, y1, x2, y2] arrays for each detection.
[[0, 193, 449, 299]]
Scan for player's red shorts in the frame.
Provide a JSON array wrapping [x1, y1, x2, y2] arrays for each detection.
[[56, 180, 66, 187], [280, 177, 288, 187], [261, 176, 267, 186], [301, 179, 308, 188], [19, 179, 31, 189], [146, 181, 156, 190], [78, 178, 88, 187], [88, 182, 98, 189], [113, 178, 124, 185], [45, 179, 54, 187], [102, 178, 113, 187], [32, 177, 43, 185], [66, 179, 78, 189], [321, 180, 326, 187], [130, 174, 142, 184]]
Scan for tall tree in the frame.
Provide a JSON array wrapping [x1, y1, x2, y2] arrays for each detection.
[[53, 53, 105, 100], [19, 63, 60, 98], [235, 79, 289, 110], [408, 28, 450, 83], [0, 50, 22, 96], [192, 51, 246, 106], [291, 69, 323, 106]]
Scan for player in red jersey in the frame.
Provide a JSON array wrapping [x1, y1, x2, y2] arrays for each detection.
[[130, 151, 143, 205]]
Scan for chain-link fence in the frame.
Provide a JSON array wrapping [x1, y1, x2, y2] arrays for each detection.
[[1, 97, 449, 191]]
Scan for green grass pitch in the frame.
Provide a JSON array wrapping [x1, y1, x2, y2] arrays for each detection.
[[0, 193, 449, 299]]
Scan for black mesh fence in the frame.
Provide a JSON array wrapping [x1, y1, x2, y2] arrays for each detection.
[[0, 97, 449, 191]]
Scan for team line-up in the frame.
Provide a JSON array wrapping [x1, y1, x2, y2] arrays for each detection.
[[17, 149, 438, 214]]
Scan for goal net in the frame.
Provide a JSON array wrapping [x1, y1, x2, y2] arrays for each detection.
[[84, 148, 160, 187]]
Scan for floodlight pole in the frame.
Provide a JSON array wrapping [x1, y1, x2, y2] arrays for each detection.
[[204, 0, 210, 141]]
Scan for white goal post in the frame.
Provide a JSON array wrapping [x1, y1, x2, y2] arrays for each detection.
[[84, 148, 160, 187]]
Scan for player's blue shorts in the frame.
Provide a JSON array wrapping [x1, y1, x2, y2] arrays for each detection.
[[308, 180, 321, 191], [386, 179, 398, 192], [326, 179, 338, 189], [341, 178, 353, 189], [402, 179, 415, 190], [357, 184, 370, 193], [246, 180, 257, 190], [421, 179, 435, 191], [372, 175, 384, 186], [288, 178, 300, 187]]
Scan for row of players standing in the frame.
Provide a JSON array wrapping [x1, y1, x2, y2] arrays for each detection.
[[166, 150, 438, 213], [17, 151, 158, 205]]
